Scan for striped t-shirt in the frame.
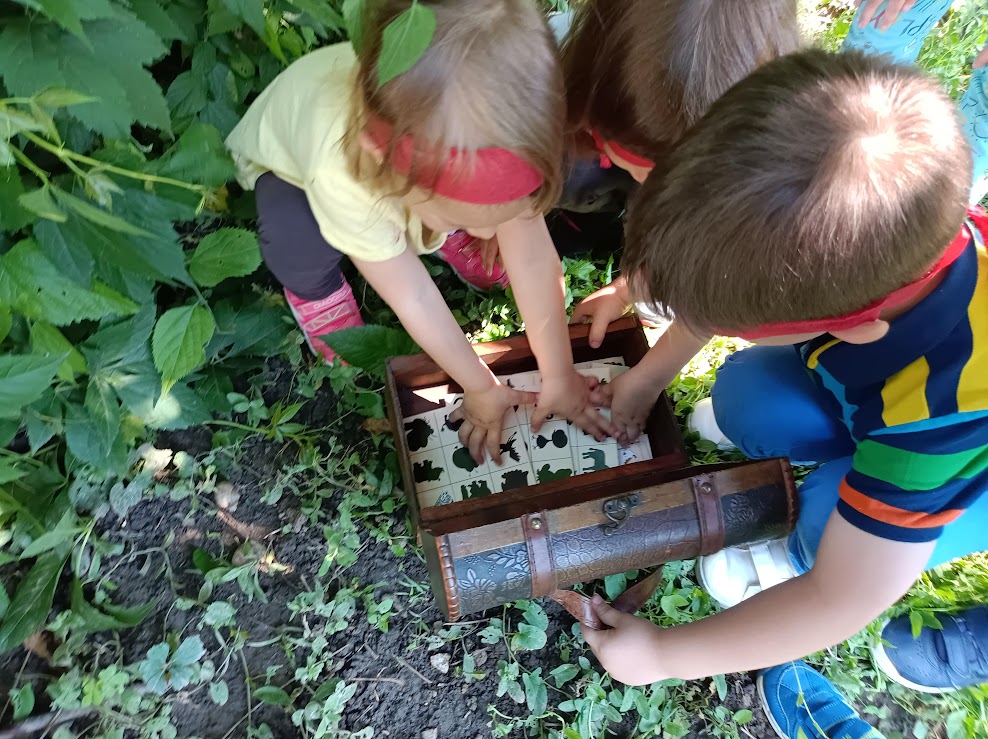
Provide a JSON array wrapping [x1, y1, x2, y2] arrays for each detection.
[[800, 206, 988, 543]]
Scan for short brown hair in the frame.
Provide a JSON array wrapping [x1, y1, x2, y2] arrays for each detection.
[[562, 0, 800, 162], [346, 0, 564, 211], [623, 49, 972, 334]]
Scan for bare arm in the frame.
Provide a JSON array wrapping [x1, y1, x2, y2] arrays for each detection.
[[584, 513, 935, 684], [353, 250, 535, 461], [497, 213, 613, 438]]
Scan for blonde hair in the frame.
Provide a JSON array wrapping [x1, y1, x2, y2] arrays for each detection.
[[562, 0, 801, 162], [345, 0, 564, 211]]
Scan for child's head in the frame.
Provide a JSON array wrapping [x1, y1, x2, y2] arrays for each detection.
[[623, 49, 972, 343], [562, 0, 801, 182], [347, 0, 563, 236]]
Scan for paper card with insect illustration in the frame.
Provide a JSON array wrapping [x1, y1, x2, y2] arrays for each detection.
[[528, 419, 573, 464], [418, 486, 461, 508], [437, 395, 466, 447], [410, 447, 449, 492], [442, 443, 491, 484], [533, 460, 575, 485], [594, 356, 627, 367], [577, 443, 620, 474], [492, 464, 535, 493], [576, 366, 612, 387], [455, 475, 498, 501], [403, 410, 442, 454]]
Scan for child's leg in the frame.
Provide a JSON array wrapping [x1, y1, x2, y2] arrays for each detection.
[[256, 173, 346, 301], [842, 0, 951, 65], [255, 173, 364, 362], [786, 456, 988, 571], [711, 345, 856, 463]]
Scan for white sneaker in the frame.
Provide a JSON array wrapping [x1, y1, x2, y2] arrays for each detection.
[[697, 538, 798, 609], [686, 397, 735, 450]]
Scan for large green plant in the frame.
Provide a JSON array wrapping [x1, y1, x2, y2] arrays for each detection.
[[0, 0, 350, 648]]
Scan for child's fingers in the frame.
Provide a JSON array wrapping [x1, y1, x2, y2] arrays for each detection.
[[583, 409, 617, 441], [485, 426, 502, 465], [467, 424, 487, 464], [588, 314, 610, 349], [507, 389, 539, 406], [530, 406, 547, 434], [590, 594, 625, 628], [456, 418, 473, 448]]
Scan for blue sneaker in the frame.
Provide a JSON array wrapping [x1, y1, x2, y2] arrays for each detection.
[[757, 661, 885, 739], [871, 606, 988, 693]]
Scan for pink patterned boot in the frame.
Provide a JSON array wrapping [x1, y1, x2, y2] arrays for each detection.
[[437, 231, 509, 291], [285, 281, 365, 364]]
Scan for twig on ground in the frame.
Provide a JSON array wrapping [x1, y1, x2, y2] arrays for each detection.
[[0, 708, 95, 739], [393, 656, 433, 685], [348, 677, 405, 686]]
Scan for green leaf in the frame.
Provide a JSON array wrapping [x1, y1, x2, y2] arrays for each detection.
[[70, 578, 153, 634], [0, 304, 12, 344], [189, 228, 262, 287], [33, 218, 94, 284], [0, 549, 69, 654], [0, 239, 139, 326], [166, 71, 209, 118], [343, 0, 364, 51], [909, 610, 924, 639], [33, 87, 97, 107], [0, 167, 32, 232], [18, 187, 66, 222], [522, 670, 548, 716], [30, 0, 86, 39], [0, 12, 170, 139], [84, 377, 121, 461], [139, 642, 171, 694], [377, 4, 436, 87], [53, 189, 151, 237], [0, 106, 48, 138], [733, 709, 753, 724], [109, 361, 211, 430], [322, 324, 419, 380], [152, 306, 216, 391], [549, 663, 579, 688], [221, 0, 266, 37], [155, 123, 236, 186], [171, 635, 205, 666], [9, 683, 34, 722], [0, 460, 27, 485], [510, 622, 547, 652], [254, 685, 292, 706], [30, 322, 88, 381], [0, 354, 64, 417], [210, 680, 229, 705], [713, 673, 728, 701], [21, 510, 79, 559], [660, 594, 689, 618]]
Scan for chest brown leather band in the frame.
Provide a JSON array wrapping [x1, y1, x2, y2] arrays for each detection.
[[549, 569, 666, 630], [692, 473, 725, 556], [523, 511, 556, 597]]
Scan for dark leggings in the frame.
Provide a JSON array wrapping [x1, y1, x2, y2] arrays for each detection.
[[256, 173, 345, 301], [255, 161, 633, 301]]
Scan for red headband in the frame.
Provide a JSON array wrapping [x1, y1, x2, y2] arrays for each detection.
[[366, 118, 543, 205], [590, 129, 656, 170], [733, 222, 972, 341]]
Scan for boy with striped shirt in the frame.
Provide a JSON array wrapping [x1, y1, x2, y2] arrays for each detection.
[[579, 47, 988, 735]]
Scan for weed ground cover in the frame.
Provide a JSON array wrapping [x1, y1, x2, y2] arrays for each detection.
[[1, 0, 987, 737]]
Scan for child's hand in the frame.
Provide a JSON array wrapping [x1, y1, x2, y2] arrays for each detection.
[[854, 0, 915, 30], [453, 384, 538, 464], [605, 367, 661, 446], [534, 371, 616, 440], [581, 595, 664, 686], [976, 43, 988, 69], [570, 277, 632, 349]]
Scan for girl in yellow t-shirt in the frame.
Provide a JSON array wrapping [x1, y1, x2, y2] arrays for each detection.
[[226, 0, 614, 464]]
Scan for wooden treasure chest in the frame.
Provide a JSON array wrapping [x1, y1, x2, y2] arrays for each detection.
[[385, 317, 798, 622]]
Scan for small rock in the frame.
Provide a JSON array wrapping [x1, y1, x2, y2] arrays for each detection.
[[421, 730, 438, 739], [140, 445, 173, 473], [471, 649, 489, 668], [430, 653, 450, 674], [214, 481, 240, 512]]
